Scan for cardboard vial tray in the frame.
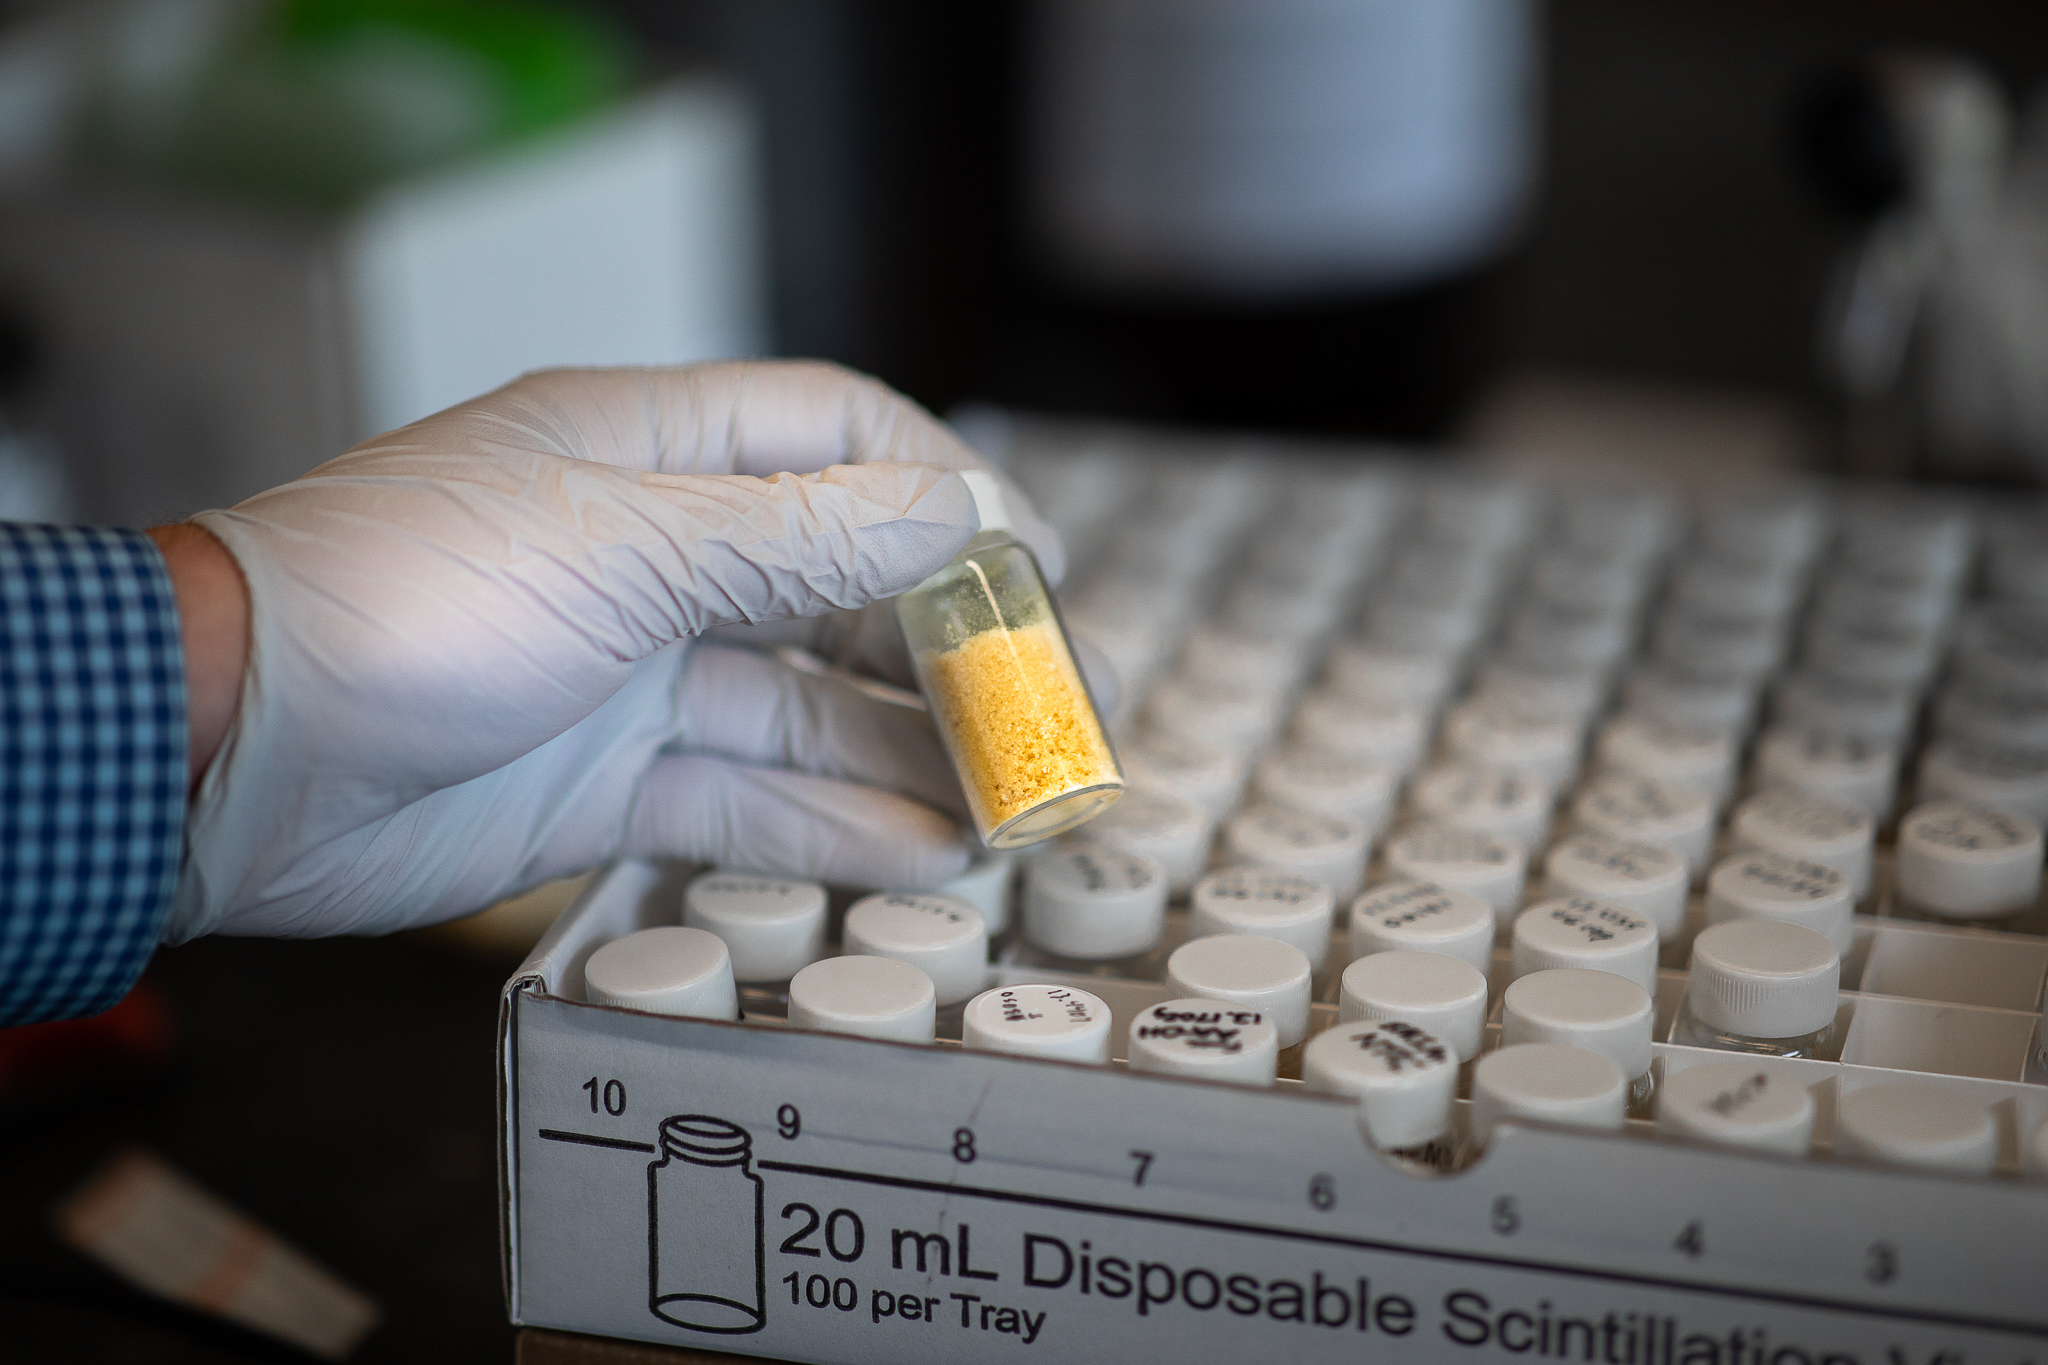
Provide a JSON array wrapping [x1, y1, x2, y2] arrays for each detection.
[[499, 860, 2048, 1364]]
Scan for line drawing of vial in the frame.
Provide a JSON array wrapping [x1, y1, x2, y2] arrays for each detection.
[[647, 1115, 766, 1334]]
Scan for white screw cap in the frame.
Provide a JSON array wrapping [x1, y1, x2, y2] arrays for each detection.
[[1775, 669, 1918, 746], [1510, 898, 1660, 995], [1471, 1043, 1628, 1148], [787, 956, 937, 1044], [1623, 662, 1757, 736], [1570, 773, 1713, 881], [1290, 690, 1430, 774], [1705, 851, 1853, 956], [1121, 729, 1247, 819], [1594, 712, 1736, 808], [1302, 1021, 1457, 1149], [683, 871, 829, 983], [1322, 639, 1459, 713], [1065, 786, 1214, 893], [1917, 739, 2048, 827], [936, 853, 1015, 936], [1754, 725, 1899, 821], [1443, 697, 1582, 787], [1382, 823, 1528, 925], [1656, 1062, 1815, 1155], [583, 927, 737, 1020], [1413, 761, 1554, 854], [1894, 800, 2046, 920], [962, 983, 1112, 1063], [1022, 845, 1168, 960], [1543, 833, 1688, 937], [842, 893, 989, 1006], [1179, 621, 1308, 695], [1502, 968, 1654, 1079], [1252, 745, 1400, 833], [1144, 674, 1284, 753], [1222, 803, 1369, 903], [1687, 920, 1840, 1040], [1337, 950, 1489, 1061], [1164, 934, 1314, 1047], [1347, 879, 1495, 973], [1731, 789, 1874, 900], [1127, 999, 1279, 1085], [1836, 1083, 1997, 1174], [1189, 867, 1335, 970]]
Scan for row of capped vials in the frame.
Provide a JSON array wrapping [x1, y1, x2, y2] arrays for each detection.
[[576, 861, 2042, 1180]]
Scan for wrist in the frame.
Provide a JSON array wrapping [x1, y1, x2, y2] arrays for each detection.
[[146, 523, 250, 789]]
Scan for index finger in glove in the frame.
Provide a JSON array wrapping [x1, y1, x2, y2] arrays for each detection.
[[677, 644, 968, 821], [378, 360, 1065, 584]]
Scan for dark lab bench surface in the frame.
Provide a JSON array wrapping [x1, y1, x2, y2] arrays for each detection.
[[2, 934, 514, 1363]]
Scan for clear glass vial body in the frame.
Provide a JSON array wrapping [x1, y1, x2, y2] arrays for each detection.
[[1672, 1003, 1835, 1060], [898, 523, 1124, 849]]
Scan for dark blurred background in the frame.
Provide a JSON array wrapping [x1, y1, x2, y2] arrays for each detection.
[[3, 2, 2046, 1362]]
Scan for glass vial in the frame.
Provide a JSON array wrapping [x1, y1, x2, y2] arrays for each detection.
[[1501, 968, 1657, 1116], [898, 470, 1123, 849], [648, 1116, 766, 1333], [1676, 920, 1840, 1059], [1303, 1020, 1459, 1171]]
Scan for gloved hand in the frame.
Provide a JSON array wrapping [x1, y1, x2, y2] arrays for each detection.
[[168, 361, 1064, 941]]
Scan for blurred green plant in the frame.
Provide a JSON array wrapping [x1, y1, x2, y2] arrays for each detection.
[[80, 0, 635, 209]]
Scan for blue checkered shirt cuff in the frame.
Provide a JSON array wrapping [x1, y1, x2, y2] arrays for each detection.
[[1, 524, 186, 1026]]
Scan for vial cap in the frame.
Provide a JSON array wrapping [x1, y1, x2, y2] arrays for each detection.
[[1179, 621, 1308, 695], [1322, 640, 1459, 712], [1471, 1044, 1628, 1147], [1731, 789, 1875, 900], [683, 871, 829, 983], [1501, 968, 1654, 1078], [1189, 867, 1335, 969], [1570, 773, 1713, 878], [583, 927, 737, 1020], [936, 853, 1016, 936], [962, 984, 1112, 1063], [1252, 746, 1400, 833], [1120, 729, 1247, 819], [1065, 786, 1214, 893], [1413, 761, 1554, 854], [1543, 834, 1688, 937], [1164, 934, 1315, 1047], [1302, 1021, 1457, 1149], [1127, 999, 1279, 1085], [842, 893, 989, 1006], [957, 469, 1011, 533], [1382, 822, 1527, 922], [787, 956, 937, 1044], [1594, 712, 1736, 806], [1935, 676, 2048, 750], [1669, 554, 1801, 621], [1917, 739, 2048, 826], [1144, 674, 1283, 752], [1223, 803, 1369, 903], [1774, 670, 1917, 745], [1291, 690, 1429, 773], [1894, 800, 2046, 919], [1705, 851, 1853, 955], [1656, 1063, 1815, 1156], [1510, 898, 1660, 995], [1337, 950, 1489, 1061], [1623, 662, 1758, 736], [1443, 697, 1582, 787], [1836, 1084, 1998, 1174], [1347, 878, 1496, 973], [1687, 920, 1840, 1039], [1754, 726, 1899, 821], [1478, 646, 1614, 717], [1023, 846, 1168, 960], [1653, 611, 1785, 680]]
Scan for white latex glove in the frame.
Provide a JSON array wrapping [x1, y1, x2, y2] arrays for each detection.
[[168, 361, 1063, 941]]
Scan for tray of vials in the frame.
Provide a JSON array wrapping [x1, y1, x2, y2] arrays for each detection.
[[498, 420, 2048, 1364]]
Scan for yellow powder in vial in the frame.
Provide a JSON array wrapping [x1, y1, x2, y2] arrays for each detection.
[[924, 618, 1120, 834]]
